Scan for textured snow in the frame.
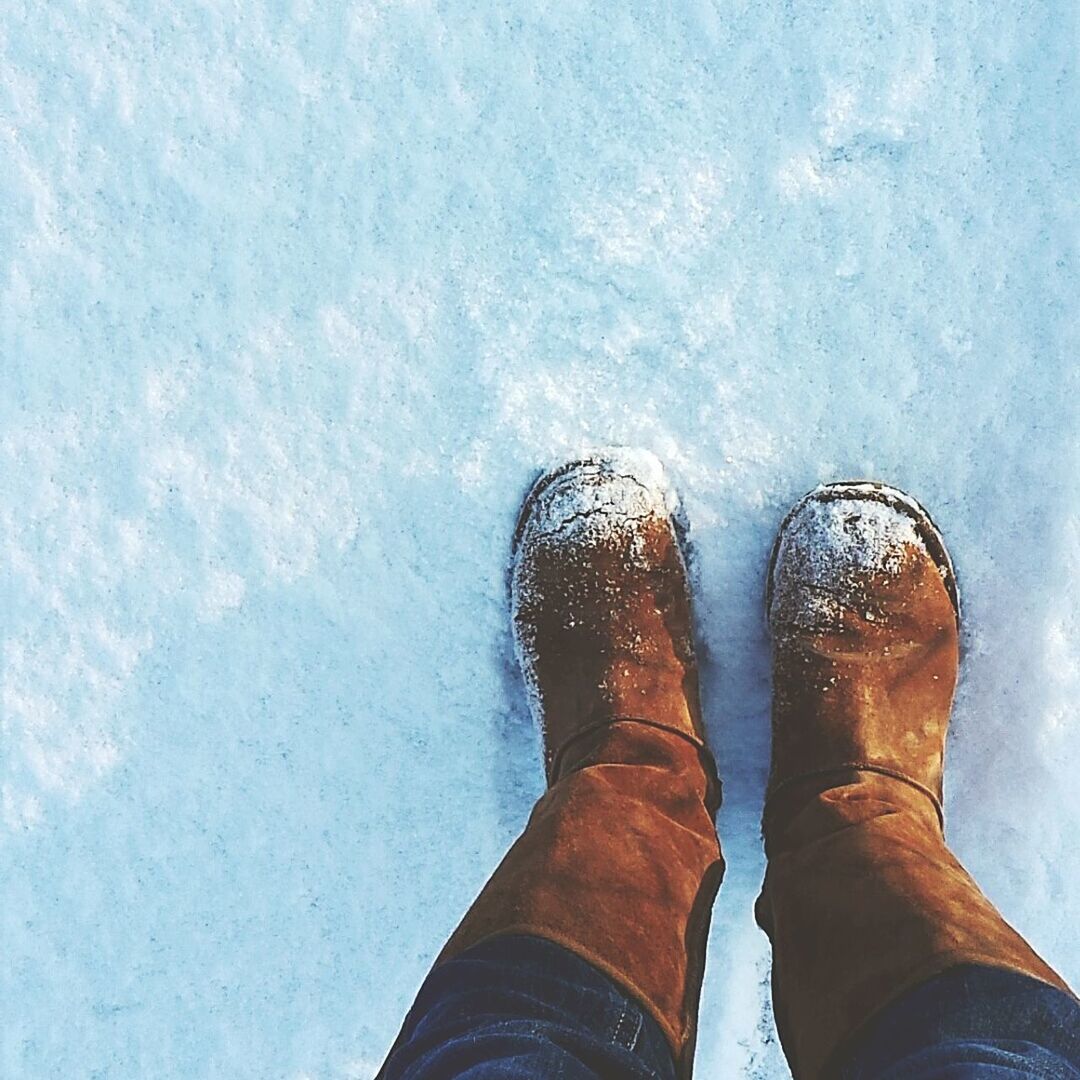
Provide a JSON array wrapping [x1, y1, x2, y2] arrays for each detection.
[[2, 2, 1078, 1077]]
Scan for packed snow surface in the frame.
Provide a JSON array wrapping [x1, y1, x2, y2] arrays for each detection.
[[2, 2, 1078, 1077]]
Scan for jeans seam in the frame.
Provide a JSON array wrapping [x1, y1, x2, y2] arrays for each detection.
[[611, 1003, 630, 1048]]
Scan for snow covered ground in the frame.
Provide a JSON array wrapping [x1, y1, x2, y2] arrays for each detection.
[[2, 1, 1077, 1076]]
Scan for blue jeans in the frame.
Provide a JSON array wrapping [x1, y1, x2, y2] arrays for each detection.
[[380, 935, 1080, 1079]]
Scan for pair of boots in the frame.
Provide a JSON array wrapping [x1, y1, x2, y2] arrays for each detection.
[[433, 453, 1071, 1078]]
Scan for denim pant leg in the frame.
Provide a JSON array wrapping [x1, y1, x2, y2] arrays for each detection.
[[832, 965, 1080, 1080], [378, 934, 677, 1080]]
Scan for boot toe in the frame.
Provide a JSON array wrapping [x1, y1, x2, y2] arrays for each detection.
[[767, 482, 959, 637], [513, 449, 675, 557]]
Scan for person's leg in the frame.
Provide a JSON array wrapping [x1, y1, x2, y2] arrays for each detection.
[[380, 454, 723, 1078], [380, 935, 677, 1080], [756, 483, 1076, 1080], [834, 965, 1080, 1080]]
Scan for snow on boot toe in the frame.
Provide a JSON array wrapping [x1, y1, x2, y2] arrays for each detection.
[[512, 449, 675, 557], [767, 482, 959, 639]]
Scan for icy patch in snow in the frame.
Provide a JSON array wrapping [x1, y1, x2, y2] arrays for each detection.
[[778, 42, 936, 201], [768, 485, 932, 633]]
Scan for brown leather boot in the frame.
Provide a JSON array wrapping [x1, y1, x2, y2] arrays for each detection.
[[438, 451, 723, 1070], [757, 483, 1073, 1080]]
